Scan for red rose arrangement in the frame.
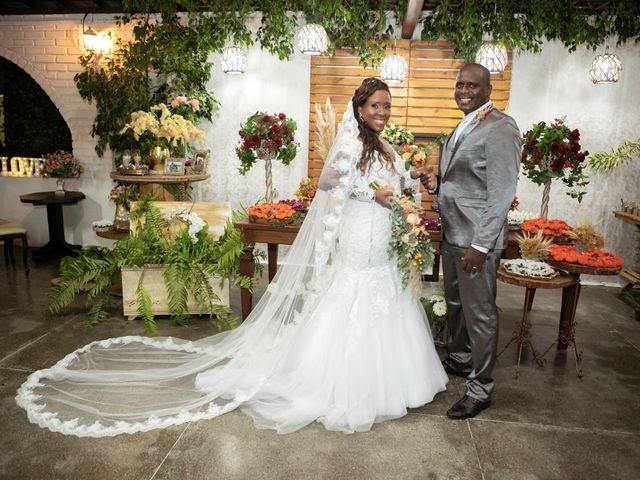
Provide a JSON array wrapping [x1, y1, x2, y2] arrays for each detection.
[[236, 112, 298, 175], [521, 118, 590, 202]]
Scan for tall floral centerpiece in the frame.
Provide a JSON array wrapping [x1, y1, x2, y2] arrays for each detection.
[[521, 118, 590, 217], [120, 98, 205, 172], [236, 112, 298, 203]]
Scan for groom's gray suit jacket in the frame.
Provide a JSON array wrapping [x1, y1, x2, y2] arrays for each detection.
[[438, 109, 521, 250]]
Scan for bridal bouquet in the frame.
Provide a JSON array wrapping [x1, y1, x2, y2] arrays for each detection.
[[388, 195, 436, 293]]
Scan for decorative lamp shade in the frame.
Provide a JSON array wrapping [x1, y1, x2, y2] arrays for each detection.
[[589, 49, 622, 84], [475, 43, 508, 73], [221, 46, 247, 74], [83, 27, 111, 55], [380, 54, 408, 84], [296, 24, 329, 55]]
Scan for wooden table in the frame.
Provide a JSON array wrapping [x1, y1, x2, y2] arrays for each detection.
[[20, 190, 85, 262], [499, 260, 622, 378], [497, 267, 579, 379], [613, 210, 640, 319], [110, 172, 209, 200], [235, 221, 301, 320]]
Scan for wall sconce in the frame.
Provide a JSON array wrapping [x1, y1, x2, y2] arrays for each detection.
[[296, 24, 329, 56], [475, 43, 508, 74], [590, 47, 622, 84], [380, 54, 408, 84], [221, 46, 248, 74], [82, 14, 112, 55]]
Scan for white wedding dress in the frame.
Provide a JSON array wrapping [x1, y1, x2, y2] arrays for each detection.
[[16, 107, 448, 437]]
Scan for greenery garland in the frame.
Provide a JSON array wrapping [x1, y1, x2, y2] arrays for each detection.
[[76, 1, 639, 158], [420, 0, 640, 62]]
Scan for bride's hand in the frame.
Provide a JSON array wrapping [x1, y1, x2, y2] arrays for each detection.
[[374, 189, 394, 208]]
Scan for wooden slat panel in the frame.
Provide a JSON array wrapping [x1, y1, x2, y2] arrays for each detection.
[[308, 40, 514, 203]]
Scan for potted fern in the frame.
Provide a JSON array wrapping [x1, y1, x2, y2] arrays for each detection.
[[47, 199, 258, 335]]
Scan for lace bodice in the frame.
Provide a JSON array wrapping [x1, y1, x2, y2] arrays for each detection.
[[337, 155, 416, 269]]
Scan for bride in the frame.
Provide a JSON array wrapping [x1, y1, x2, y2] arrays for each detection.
[[16, 77, 448, 437]]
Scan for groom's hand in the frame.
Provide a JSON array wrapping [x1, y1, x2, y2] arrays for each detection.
[[461, 247, 487, 274]]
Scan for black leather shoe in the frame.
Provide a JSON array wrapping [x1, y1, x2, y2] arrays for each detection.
[[442, 358, 472, 378], [446, 395, 491, 420]]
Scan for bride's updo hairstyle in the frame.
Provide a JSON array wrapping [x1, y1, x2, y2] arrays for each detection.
[[352, 77, 395, 174]]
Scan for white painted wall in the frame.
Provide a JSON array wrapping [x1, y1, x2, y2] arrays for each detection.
[[0, 14, 638, 284]]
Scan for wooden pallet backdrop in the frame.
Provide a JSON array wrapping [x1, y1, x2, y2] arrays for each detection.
[[308, 39, 513, 209]]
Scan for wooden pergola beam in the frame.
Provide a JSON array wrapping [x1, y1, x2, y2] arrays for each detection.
[[401, 0, 424, 39]]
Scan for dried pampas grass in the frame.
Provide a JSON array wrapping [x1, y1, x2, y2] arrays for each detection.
[[515, 231, 554, 260], [566, 219, 605, 251], [314, 98, 337, 161]]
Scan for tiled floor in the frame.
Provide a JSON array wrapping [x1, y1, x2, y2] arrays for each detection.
[[1, 257, 638, 479]]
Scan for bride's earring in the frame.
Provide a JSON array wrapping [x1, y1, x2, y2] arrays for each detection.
[[358, 112, 364, 121]]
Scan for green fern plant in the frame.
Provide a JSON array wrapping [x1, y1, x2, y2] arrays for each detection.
[[47, 199, 257, 335]]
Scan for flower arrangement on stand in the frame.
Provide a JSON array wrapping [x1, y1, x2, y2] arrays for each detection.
[[120, 100, 205, 172], [520, 217, 574, 241], [294, 178, 318, 209], [521, 118, 590, 216], [42, 150, 82, 194], [420, 294, 448, 347], [236, 112, 298, 204], [247, 201, 305, 227], [108, 183, 140, 231]]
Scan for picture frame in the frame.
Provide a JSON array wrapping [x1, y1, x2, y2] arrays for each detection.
[[164, 157, 185, 175], [192, 149, 210, 174]]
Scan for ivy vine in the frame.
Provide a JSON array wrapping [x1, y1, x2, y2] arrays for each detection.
[[76, 0, 639, 158], [420, 0, 640, 61]]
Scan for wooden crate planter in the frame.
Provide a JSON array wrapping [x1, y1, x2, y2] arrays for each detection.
[[121, 265, 229, 320]]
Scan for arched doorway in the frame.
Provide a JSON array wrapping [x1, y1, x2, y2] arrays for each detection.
[[0, 56, 72, 157]]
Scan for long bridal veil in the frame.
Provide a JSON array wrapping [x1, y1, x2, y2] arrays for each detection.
[[16, 105, 365, 437]]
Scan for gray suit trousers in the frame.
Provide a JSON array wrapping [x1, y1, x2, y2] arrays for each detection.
[[441, 239, 502, 402]]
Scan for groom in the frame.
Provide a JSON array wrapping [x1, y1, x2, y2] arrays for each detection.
[[422, 63, 521, 419]]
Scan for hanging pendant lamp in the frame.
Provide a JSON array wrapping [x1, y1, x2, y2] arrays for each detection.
[[589, 47, 622, 84], [221, 46, 247, 74], [296, 24, 329, 55], [380, 54, 408, 84], [475, 43, 508, 74]]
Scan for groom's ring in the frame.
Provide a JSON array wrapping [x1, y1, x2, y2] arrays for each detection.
[[471, 267, 478, 271]]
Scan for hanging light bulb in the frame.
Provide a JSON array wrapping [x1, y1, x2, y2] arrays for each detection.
[[380, 54, 408, 84], [589, 47, 622, 84], [475, 43, 508, 74], [296, 24, 329, 56], [221, 46, 247, 74]]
